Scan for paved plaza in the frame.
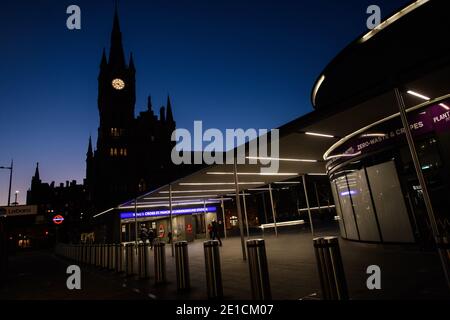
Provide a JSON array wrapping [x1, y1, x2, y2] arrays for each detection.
[[1, 225, 449, 300]]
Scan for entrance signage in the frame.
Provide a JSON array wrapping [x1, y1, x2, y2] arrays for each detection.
[[120, 206, 217, 220]]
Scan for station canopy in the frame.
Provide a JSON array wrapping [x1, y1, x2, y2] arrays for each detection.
[[116, 0, 450, 212]]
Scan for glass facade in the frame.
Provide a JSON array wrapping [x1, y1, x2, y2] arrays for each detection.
[[329, 99, 450, 245]]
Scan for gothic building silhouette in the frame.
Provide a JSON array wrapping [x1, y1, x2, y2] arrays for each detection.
[[85, 8, 179, 211]]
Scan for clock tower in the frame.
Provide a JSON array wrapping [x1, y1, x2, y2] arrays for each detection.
[[93, 7, 137, 209], [86, 5, 185, 213]]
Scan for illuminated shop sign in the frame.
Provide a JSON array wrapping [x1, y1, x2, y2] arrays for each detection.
[[328, 99, 450, 165], [120, 206, 217, 220]]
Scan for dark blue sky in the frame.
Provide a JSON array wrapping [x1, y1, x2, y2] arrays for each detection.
[[0, 0, 409, 205]]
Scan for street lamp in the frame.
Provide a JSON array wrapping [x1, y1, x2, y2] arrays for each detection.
[[0, 160, 13, 206], [13, 191, 19, 206]]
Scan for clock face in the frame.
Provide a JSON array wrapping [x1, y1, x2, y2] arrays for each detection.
[[112, 78, 125, 90]]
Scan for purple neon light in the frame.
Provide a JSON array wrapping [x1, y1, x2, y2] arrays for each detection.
[[120, 206, 217, 219], [340, 190, 357, 196]]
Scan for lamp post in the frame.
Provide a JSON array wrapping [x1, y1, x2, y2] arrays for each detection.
[[13, 191, 19, 206], [0, 160, 13, 206]]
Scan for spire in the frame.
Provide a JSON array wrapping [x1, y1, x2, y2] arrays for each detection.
[[87, 136, 93, 158], [129, 52, 135, 72], [109, 4, 126, 69], [34, 162, 40, 180], [147, 95, 153, 112], [160, 106, 166, 123], [100, 48, 108, 69], [166, 95, 174, 124]]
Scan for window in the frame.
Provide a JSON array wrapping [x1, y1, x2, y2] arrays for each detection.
[[110, 148, 127, 157], [110, 128, 123, 137], [230, 216, 238, 227]]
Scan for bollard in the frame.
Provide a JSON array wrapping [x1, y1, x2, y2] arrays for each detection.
[[109, 244, 115, 270], [95, 244, 100, 267], [138, 242, 151, 279], [154, 241, 166, 284], [175, 241, 190, 291], [90, 244, 95, 265], [126, 243, 137, 276], [313, 236, 348, 300], [114, 244, 121, 272], [204, 240, 223, 299], [82, 244, 87, 264], [247, 239, 271, 300], [107, 244, 112, 270], [99, 243, 105, 268], [103, 244, 109, 269], [120, 243, 127, 273]]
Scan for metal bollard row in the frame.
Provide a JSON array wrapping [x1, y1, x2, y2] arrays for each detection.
[[313, 236, 348, 300], [204, 240, 223, 299], [138, 243, 151, 279], [247, 239, 271, 300], [56, 239, 277, 301], [154, 241, 166, 284], [175, 241, 190, 291]]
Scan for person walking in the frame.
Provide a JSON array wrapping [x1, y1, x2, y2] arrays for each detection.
[[148, 228, 155, 249], [212, 221, 222, 246], [207, 223, 213, 239]]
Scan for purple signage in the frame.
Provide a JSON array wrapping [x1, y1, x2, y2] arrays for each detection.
[[328, 99, 450, 167], [120, 206, 217, 220]]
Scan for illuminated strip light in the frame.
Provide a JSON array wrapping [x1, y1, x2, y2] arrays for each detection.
[[159, 189, 235, 194], [440, 103, 450, 111], [312, 75, 325, 107], [120, 201, 221, 210], [246, 156, 317, 163], [407, 90, 430, 101], [273, 181, 301, 184], [323, 93, 450, 161], [361, 133, 387, 138], [340, 190, 357, 196], [226, 193, 251, 196], [120, 206, 217, 220], [179, 182, 264, 186], [360, 0, 430, 43], [207, 172, 298, 176], [247, 188, 271, 191], [143, 194, 219, 200], [305, 132, 335, 138], [298, 205, 336, 212], [93, 207, 115, 218], [308, 173, 328, 176], [325, 151, 362, 160], [260, 220, 305, 229]]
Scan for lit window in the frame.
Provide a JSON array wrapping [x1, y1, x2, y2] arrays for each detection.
[[230, 216, 238, 227], [110, 148, 114, 156], [110, 128, 122, 137]]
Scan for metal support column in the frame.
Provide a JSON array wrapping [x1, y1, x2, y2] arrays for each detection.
[[268, 184, 278, 237], [169, 184, 174, 257], [233, 157, 247, 260], [242, 192, 250, 237], [302, 175, 315, 237], [314, 181, 322, 216], [220, 197, 227, 239], [394, 88, 450, 288]]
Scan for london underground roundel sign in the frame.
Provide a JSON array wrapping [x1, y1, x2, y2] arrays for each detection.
[[53, 215, 65, 225]]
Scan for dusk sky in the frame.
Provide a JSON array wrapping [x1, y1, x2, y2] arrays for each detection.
[[0, 0, 410, 205]]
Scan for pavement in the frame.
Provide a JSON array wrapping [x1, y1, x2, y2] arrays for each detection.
[[1, 225, 449, 300]]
